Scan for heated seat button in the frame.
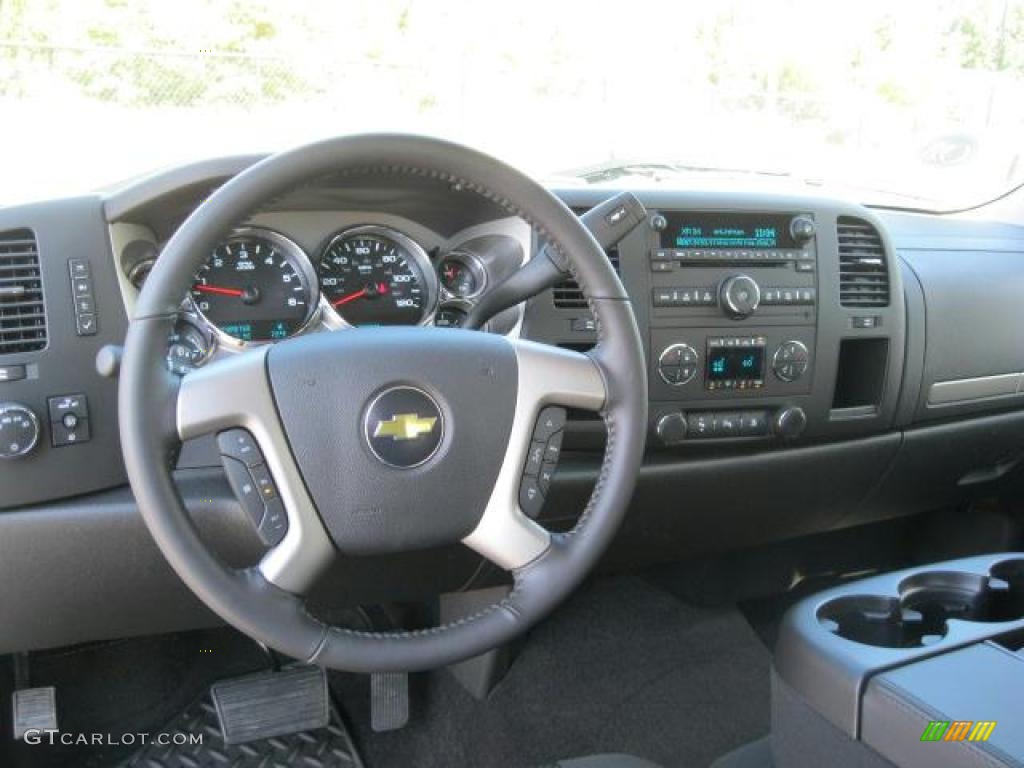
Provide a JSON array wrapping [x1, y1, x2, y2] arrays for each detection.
[[222, 456, 265, 527], [217, 429, 263, 467]]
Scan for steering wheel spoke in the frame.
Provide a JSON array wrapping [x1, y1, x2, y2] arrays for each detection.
[[176, 348, 335, 594], [462, 339, 606, 570]]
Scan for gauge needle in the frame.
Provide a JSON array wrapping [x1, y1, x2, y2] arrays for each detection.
[[332, 283, 389, 307], [332, 288, 368, 307], [193, 284, 245, 297]]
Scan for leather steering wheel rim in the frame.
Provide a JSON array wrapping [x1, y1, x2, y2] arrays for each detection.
[[119, 134, 647, 672]]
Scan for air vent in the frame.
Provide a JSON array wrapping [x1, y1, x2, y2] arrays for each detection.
[[552, 246, 620, 309], [0, 230, 47, 354], [837, 217, 889, 308]]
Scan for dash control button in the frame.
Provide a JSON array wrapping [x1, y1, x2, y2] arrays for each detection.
[[0, 365, 26, 383], [222, 456, 265, 527], [259, 498, 289, 546]]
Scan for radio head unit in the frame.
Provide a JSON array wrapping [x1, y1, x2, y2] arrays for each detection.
[[662, 212, 804, 251]]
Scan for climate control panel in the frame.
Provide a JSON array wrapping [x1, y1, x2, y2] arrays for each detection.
[[650, 329, 815, 400]]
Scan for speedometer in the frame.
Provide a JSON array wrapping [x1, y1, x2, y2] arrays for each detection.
[[318, 226, 437, 327], [190, 229, 316, 343]]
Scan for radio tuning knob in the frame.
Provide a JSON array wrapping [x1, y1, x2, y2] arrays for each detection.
[[649, 213, 668, 232], [772, 406, 807, 439], [790, 215, 816, 243], [719, 274, 761, 319], [0, 402, 40, 459]]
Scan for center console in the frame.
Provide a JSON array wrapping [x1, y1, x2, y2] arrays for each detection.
[[772, 554, 1024, 768]]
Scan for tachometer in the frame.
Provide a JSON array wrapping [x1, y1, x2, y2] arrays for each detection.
[[318, 226, 436, 327], [190, 229, 316, 343]]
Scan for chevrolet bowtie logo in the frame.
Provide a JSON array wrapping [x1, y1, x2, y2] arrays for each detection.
[[373, 413, 438, 441]]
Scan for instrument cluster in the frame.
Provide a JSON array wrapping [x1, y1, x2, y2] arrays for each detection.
[[163, 224, 505, 374]]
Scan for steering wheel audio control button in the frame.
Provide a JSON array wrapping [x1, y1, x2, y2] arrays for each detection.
[[524, 441, 545, 476], [533, 407, 567, 441], [519, 476, 544, 519], [217, 429, 263, 467], [221, 455, 266, 527]]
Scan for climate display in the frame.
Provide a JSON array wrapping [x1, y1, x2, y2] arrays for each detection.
[[706, 347, 765, 383], [664, 213, 798, 250]]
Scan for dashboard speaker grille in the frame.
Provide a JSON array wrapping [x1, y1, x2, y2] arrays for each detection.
[[837, 217, 889, 308], [0, 229, 47, 354], [552, 246, 620, 309]]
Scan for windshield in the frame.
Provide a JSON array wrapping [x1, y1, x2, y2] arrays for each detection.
[[2, 0, 1024, 210]]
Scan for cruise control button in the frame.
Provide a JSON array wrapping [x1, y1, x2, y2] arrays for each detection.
[[221, 456, 264, 527], [524, 441, 545, 476], [248, 463, 278, 501], [519, 477, 544, 518], [533, 406, 566, 441], [217, 429, 263, 467], [258, 498, 289, 546]]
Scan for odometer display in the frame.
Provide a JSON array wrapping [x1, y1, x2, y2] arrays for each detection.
[[190, 230, 314, 342], [318, 227, 435, 326]]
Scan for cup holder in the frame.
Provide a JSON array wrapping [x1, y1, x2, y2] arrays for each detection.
[[818, 594, 946, 648], [817, 565, 1024, 648]]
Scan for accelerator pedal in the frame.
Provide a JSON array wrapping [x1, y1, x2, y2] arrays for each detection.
[[370, 672, 409, 732]]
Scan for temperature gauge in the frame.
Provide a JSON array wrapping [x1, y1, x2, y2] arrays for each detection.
[[438, 252, 486, 299]]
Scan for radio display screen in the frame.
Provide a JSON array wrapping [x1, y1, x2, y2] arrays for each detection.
[[664, 212, 797, 250], [707, 346, 765, 382]]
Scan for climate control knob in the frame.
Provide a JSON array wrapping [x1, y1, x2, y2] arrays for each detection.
[[772, 340, 810, 382], [0, 402, 40, 459], [719, 275, 760, 319]]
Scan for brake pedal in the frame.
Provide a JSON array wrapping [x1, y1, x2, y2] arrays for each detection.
[[210, 664, 329, 745], [371, 672, 409, 732], [12, 686, 58, 740]]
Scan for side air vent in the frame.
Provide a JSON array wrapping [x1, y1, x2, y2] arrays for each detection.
[[0, 230, 47, 354], [552, 246, 620, 309], [837, 217, 889, 308]]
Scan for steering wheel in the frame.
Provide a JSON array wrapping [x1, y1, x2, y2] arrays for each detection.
[[119, 134, 647, 672]]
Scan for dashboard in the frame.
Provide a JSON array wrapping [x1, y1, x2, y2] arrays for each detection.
[[2, 153, 1024, 653]]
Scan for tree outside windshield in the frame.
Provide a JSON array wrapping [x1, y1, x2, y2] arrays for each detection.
[[1, 0, 1023, 209]]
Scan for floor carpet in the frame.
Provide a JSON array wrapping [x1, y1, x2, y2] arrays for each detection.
[[332, 574, 771, 768]]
